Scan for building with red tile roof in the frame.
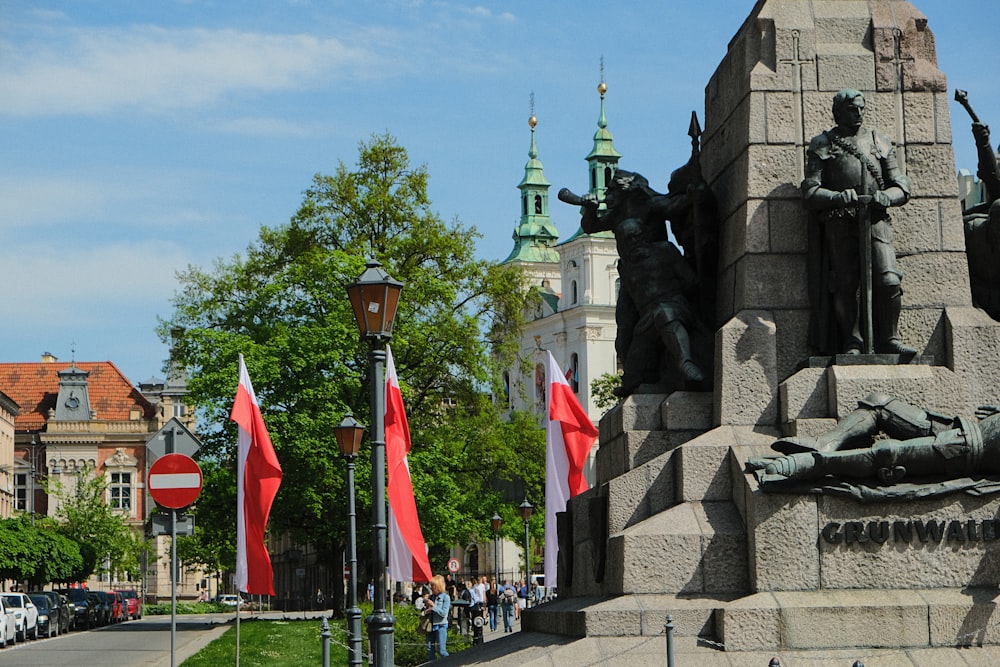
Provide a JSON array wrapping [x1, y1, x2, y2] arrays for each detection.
[[0, 353, 202, 599]]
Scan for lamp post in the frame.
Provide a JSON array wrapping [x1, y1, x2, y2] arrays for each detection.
[[490, 513, 503, 585], [518, 498, 533, 608], [346, 259, 403, 667], [334, 413, 365, 667]]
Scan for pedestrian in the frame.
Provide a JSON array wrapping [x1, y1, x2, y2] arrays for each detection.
[[423, 574, 451, 660], [485, 581, 500, 631], [315, 588, 324, 611], [517, 579, 528, 614], [500, 580, 517, 632]]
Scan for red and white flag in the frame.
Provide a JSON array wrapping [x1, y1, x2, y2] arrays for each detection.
[[230, 355, 283, 595], [543, 350, 598, 585], [385, 346, 432, 584]]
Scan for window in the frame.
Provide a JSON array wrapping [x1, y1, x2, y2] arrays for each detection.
[[569, 353, 580, 393], [110, 472, 132, 510], [13, 473, 27, 512], [571, 280, 578, 305], [173, 403, 187, 418], [534, 194, 542, 214]]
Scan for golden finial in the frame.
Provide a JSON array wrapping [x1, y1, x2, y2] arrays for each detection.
[[529, 92, 537, 128], [598, 56, 607, 96]]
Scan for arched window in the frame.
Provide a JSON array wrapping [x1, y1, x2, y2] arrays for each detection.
[[535, 363, 546, 406], [534, 194, 542, 214], [571, 280, 578, 304], [502, 371, 511, 407], [569, 353, 580, 393], [522, 196, 528, 215]]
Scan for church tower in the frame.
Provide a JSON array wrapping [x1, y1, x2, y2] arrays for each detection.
[[502, 105, 562, 305]]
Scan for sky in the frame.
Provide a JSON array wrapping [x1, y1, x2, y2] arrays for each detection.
[[2, 0, 998, 386]]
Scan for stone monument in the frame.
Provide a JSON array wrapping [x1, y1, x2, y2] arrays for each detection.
[[523, 0, 1000, 653]]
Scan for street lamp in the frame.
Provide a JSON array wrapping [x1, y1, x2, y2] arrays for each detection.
[[491, 513, 503, 585], [334, 413, 365, 667], [518, 498, 533, 607], [346, 259, 403, 667]]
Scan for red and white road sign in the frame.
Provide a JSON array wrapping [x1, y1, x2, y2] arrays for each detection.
[[148, 453, 203, 509], [447, 558, 460, 573]]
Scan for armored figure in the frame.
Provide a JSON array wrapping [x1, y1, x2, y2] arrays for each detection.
[[561, 170, 710, 396], [750, 394, 1000, 485], [802, 89, 915, 356], [958, 91, 1000, 320]]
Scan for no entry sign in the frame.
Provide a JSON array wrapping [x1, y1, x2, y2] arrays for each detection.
[[148, 453, 203, 509]]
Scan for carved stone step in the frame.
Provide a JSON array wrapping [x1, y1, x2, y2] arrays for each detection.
[[605, 501, 748, 596]]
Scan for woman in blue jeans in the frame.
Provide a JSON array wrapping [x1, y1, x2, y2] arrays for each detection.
[[424, 574, 451, 660], [485, 582, 499, 631]]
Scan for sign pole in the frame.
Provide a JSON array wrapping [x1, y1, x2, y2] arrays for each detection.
[[171, 507, 177, 667]]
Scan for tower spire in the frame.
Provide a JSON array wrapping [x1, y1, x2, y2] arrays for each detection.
[[502, 94, 559, 265]]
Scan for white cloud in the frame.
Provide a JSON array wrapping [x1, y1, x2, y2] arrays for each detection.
[[0, 25, 388, 116]]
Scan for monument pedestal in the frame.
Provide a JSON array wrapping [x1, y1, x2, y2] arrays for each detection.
[[525, 0, 1000, 653]]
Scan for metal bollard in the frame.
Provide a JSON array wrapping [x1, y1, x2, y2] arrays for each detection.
[[769, 658, 781, 667], [320, 617, 330, 667], [665, 614, 674, 667]]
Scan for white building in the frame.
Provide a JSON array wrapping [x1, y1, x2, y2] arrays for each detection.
[[501, 82, 623, 422]]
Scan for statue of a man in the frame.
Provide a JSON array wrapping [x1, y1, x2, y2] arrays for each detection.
[[569, 170, 710, 396], [963, 113, 1000, 319], [802, 89, 915, 356], [749, 396, 1000, 485]]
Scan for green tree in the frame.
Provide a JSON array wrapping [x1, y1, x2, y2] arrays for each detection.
[[0, 516, 84, 586], [162, 133, 540, 610], [47, 467, 147, 582]]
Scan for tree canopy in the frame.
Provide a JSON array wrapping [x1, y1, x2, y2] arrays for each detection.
[[162, 133, 543, 594]]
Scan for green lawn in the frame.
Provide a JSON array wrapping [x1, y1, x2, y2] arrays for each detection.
[[181, 604, 472, 667]]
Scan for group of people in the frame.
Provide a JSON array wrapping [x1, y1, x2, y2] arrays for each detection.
[[415, 574, 535, 660]]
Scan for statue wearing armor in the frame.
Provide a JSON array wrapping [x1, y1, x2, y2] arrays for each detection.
[[802, 89, 916, 356], [751, 396, 1000, 485]]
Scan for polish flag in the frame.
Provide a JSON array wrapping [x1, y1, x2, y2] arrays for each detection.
[[230, 355, 283, 595], [385, 346, 432, 584], [543, 350, 598, 585]]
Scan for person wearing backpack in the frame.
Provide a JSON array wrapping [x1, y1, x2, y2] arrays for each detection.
[[423, 575, 451, 660], [500, 581, 517, 632]]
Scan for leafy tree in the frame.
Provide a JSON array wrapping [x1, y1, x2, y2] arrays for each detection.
[[162, 133, 540, 610], [591, 371, 625, 412], [46, 467, 147, 582], [0, 516, 84, 586]]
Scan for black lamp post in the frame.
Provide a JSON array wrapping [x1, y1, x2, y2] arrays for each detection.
[[346, 259, 403, 667], [518, 498, 533, 607], [334, 413, 365, 667], [490, 513, 503, 585]]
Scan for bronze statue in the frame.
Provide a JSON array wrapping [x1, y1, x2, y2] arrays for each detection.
[[802, 89, 916, 357], [559, 170, 712, 396], [749, 395, 1000, 487], [955, 89, 1000, 321]]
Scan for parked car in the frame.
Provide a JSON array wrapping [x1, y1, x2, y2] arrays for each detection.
[[104, 591, 124, 623], [28, 592, 69, 635], [59, 594, 76, 631], [87, 592, 109, 627], [57, 588, 96, 630], [114, 589, 141, 620], [27, 594, 57, 638], [1, 593, 38, 641], [0, 597, 15, 647], [216, 594, 240, 607]]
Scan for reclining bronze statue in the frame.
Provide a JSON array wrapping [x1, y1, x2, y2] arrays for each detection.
[[749, 393, 1000, 491]]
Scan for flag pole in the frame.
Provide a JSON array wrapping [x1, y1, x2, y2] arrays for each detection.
[[235, 598, 240, 666]]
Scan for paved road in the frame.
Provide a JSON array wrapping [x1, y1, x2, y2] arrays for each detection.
[[0, 614, 230, 666]]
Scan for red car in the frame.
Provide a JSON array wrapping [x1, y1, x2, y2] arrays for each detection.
[[114, 590, 141, 620], [100, 591, 123, 623]]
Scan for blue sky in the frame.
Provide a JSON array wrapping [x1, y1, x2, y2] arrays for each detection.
[[2, 1, 997, 385]]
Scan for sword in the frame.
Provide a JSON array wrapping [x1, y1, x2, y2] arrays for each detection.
[[855, 187, 874, 354]]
